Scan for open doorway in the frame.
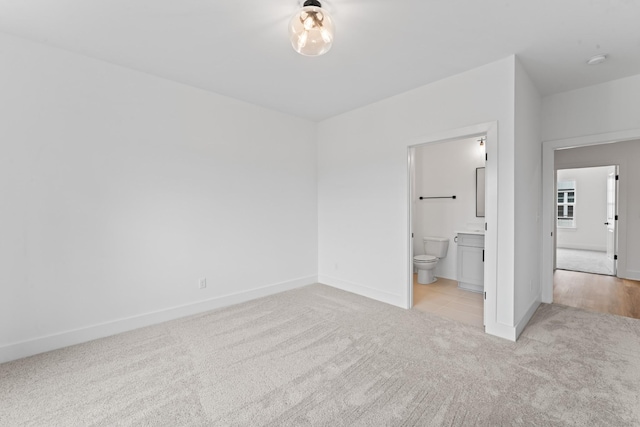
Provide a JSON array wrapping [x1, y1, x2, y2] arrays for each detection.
[[555, 165, 617, 276], [406, 121, 499, 336], [409, 136, 486, 328], [542, 135, 640, 320]]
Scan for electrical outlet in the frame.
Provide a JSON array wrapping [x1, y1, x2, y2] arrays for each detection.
[[198, 278, 207, 289]]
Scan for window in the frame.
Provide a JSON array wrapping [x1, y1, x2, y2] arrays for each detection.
[[557, 180, 576, 228]]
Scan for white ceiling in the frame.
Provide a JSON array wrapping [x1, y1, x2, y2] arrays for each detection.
[[1, 0, 639, 121]]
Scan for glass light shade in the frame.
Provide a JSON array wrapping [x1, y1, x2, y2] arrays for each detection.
[[289, 5, 334, 56]]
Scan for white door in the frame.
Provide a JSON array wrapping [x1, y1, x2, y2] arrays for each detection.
[[605, 169, 617, 275]]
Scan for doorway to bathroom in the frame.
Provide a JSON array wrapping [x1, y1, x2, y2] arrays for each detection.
[[409, 135, 487, 328]]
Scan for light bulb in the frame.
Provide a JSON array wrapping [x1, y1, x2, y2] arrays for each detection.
[[298, 31, 308, 50], [320, 28, 331, 43], [289, 2, 334, 56], [303, 14, 315, 30]]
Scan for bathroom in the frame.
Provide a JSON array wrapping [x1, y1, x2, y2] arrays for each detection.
[[411, 136, 486, 327]]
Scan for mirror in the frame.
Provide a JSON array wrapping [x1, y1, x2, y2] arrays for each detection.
[[476, 167, 485, 217]]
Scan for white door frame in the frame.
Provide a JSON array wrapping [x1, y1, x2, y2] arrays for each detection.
[[541, 129, 640, 302], [406, 121, 498, 330]]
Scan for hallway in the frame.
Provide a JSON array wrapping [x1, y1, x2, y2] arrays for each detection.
[[553, 269, 640, 319]]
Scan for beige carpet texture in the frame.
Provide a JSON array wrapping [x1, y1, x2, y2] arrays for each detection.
[[1, 284, 639, 426]]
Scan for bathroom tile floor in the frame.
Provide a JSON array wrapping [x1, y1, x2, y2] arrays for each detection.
[[412, 275, 484, 329]]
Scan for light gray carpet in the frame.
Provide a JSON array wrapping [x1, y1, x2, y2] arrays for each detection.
[[556, 248, 614, 276], [2, 284, 639, 426]]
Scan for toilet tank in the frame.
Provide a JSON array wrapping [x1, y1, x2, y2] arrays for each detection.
[[423, 236, 449, 258]]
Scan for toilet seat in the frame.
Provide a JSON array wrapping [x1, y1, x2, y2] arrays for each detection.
[[414, 255, 437, 263]]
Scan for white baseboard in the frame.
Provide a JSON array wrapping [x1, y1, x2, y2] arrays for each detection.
[[486, 298, 540, 341], [0, 275, 317, 364], [624, 270, 640, 281], [515, 299, 541, 339], [484, 321, 517, 341], [318, 275, 406, 308]]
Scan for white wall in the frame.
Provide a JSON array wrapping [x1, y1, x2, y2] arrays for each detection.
[[317, 56, 520, 339], [413, 137, 485, 280], [0, 34, 318, 362], [513, 59, 542, 334], [542, 74, 640, 142], [555, 142, 640, 279], [556, 167, 612, 251]]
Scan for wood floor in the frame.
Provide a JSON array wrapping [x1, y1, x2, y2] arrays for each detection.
[[412, 270, 640, 328], [412, 275, 484, 328], [554, 269, 640, 319]]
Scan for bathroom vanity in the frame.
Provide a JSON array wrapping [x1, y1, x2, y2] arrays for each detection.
[[455, 231, 485, 293]]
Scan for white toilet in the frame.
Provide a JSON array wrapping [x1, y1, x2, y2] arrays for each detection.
[[413, 236, 449, 284]]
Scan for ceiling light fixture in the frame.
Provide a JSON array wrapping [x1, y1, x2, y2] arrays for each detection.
[[586, 54, 607, 65], [289, 0, 334, 57]]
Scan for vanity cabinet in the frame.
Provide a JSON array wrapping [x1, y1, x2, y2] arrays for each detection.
[[456, 232, 484, 293]]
